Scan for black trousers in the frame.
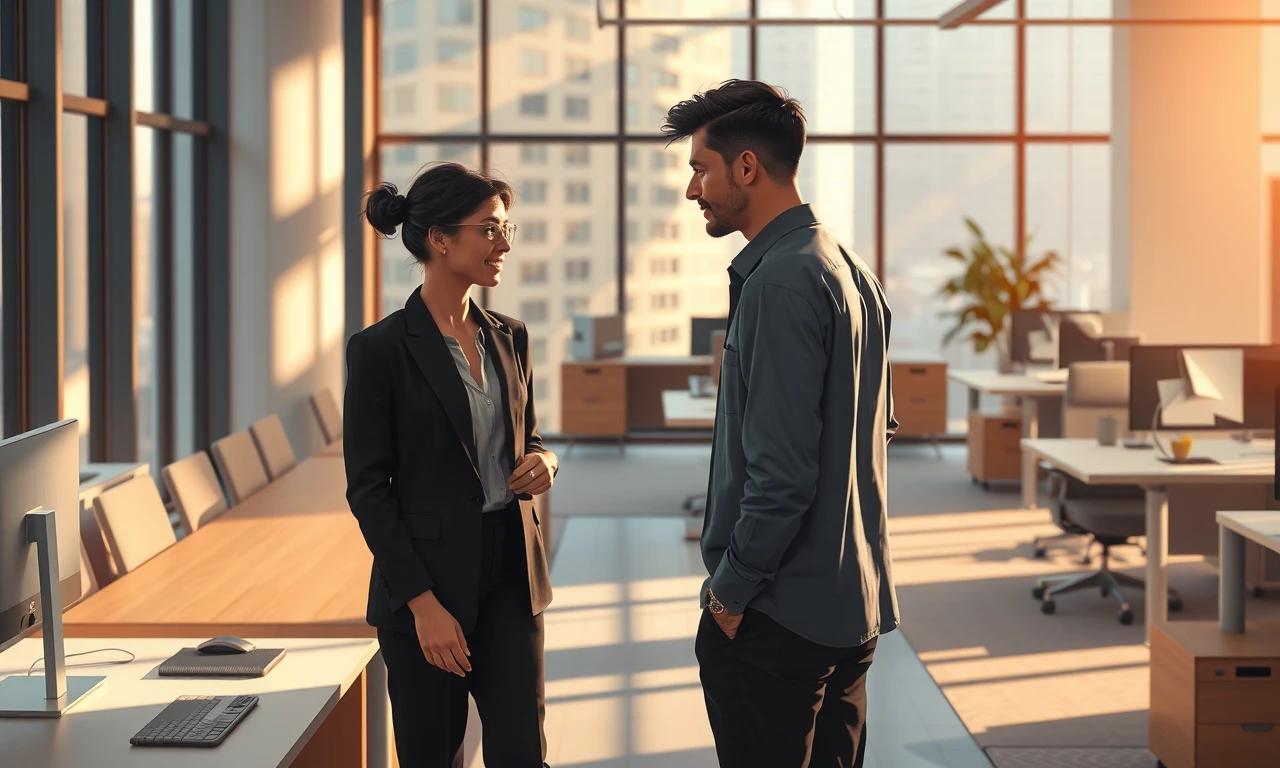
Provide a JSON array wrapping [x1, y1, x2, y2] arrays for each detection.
[[695, 608, 878, 768], [378, 502, 547, 768]]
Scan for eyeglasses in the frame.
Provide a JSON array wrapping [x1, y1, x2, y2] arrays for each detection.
[[454, 222, 517, 244]]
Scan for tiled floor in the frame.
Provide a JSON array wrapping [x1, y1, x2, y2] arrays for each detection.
[[465, 515, 992, 767]]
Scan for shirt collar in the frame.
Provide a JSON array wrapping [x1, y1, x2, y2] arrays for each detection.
[[728, 204, 820, 281]]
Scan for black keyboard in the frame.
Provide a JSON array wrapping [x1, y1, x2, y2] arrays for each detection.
[[130, 694, 258, 747]]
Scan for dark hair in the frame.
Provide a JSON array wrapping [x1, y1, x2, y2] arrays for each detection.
[[662, 79, 806, 181], [364, 162, 515, 264]]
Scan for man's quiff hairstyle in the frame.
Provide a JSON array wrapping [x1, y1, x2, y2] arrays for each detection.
[[661, 79, 807, 180]]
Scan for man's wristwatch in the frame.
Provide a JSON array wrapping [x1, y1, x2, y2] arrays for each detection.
[[707, 589, 726, 615]]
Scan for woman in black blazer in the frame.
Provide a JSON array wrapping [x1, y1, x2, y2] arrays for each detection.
[[344, 163, 557, 768]]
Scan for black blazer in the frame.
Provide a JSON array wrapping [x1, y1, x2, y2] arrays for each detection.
[[343, 290, 553, 636]]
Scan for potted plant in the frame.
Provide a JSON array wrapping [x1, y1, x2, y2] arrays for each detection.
[[938, 218, 1060, 374]]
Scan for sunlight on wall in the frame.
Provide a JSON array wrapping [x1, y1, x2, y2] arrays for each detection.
[[271, 55, 317, 219], [626, 575, 705, 602], [544, 697, 625, 764], [320, 227, 344, 353], [544, 581, 625, 609], [318, 44, 344, 194], [273, 256, 318, 386], [629, 599, 700, 643], [543, 606, 623, 651], [632, 688, 717, 755], [63, 365, 90, 448]]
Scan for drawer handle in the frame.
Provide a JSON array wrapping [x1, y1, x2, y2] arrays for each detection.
[[1002, 422, 1019, 429], [584, 368, 601, 375], [909, 367, 927, 375], [910, 397, 927, 404], [1237, 666, 1272, 678], [1241, 724, 1276, 733]]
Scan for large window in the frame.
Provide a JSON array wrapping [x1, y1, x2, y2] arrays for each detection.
[[371, 1, 1223, 434]]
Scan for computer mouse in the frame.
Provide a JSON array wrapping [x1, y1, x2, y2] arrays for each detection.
[[196, 636, 256, 655]]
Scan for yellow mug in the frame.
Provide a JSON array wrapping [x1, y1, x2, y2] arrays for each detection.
[[1170, 436, 1194, 461]]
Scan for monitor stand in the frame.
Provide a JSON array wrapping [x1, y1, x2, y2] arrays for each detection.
[[0, 509, 105, 717]]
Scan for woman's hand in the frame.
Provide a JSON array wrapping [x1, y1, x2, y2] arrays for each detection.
[[407, 590, 471, 677], [508, 452, 556, 496]]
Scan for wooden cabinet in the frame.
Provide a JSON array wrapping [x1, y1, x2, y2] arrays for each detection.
[[966, 408, 1022, 484], [891, 362, 947, 437], [1151, 621, 1280, 768], [561, 362, 627, 436]]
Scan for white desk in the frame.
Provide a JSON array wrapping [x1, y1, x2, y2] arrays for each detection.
[[661, 390, 716, 429], [0, 637, 377, 768], [1022, 438, 1275, 641], [1217, 511, 1280, 633], [948, 370, 1066, 439]]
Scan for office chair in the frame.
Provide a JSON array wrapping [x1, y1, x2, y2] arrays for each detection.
[[92, 475, 180, 574], [310, 388, 343, 444], [162, 450, 229, 534], [250, 414, 298, 481], [1032, 470, 1182, 625], [211, 430, 271, 505], [1034, 361, 1131, 563]]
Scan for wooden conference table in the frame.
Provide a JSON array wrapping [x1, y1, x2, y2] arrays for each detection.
[[61, 455, 393, 767]]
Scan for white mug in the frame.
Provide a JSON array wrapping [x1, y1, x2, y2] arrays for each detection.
[[1096, 416, 1118, 446]]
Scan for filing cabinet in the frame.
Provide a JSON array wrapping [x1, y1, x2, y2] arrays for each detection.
[[1151, 621, 1280, 767], [891, 362, 947, 437], [967, 408, 1022, 485], [561, 362, 627, 437]]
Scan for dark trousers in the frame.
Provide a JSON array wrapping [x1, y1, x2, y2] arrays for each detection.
[[696, 608, 878, 768], [378, 502, 547, 768]]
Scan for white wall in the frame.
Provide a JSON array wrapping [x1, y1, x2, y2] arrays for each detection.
[[230, 0, 346, 456], [1111, 0, 1267, 344]]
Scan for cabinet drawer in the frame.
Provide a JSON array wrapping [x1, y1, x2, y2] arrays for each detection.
[[894, 403, 947, 436], [562, 402, 626, 436], [562, 363, 626, 401], [892, 363, 945, 399], [1198, 682, 1280, 724], [1196, 723, 1280, 767], [1197, 659, 1280, 682]]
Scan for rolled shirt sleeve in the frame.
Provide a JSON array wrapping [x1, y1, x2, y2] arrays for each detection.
[[708, 282, 827, 614]]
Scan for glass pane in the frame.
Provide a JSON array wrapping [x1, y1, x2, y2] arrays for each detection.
[[759, 0, 874, 18], [1026, 0, 1113, 18], [1025, 144, 1112, 310], [134, 0, 155, 113], [490, 2, 619, 135], [63, 0, 88, 96], [624, 140, 735, 361], [625, 0, 749, 19], [883, 144, 1014, 430], [797, 143, 876, 266], [1026, 27, 1111, 134], [135, 126, 158, 467], [64, 114, 91, 462], [758, 27, 875, 135], [381, 0, 480, 134], [378, 143, 483, 319], [887, 0, 1013, 18], [1265, 0, 1280, 134], [486, 142, 619, 434], [174, 133, 197, 458], [173, 0, 195, 119], [885, 26, 1015, 134], [624, 26, 749, 135]]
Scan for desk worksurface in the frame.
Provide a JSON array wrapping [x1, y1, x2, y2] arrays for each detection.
[[1217, 510, 1280, 554], [947, 369, 1067, 397], [63, 456, 372, 639], [661, 390, 716, 428], [1021, 438, 1275, 485], [0, 637, 377, 768]]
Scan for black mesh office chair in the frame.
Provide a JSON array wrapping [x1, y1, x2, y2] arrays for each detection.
[[1032, 469, 1182, 625]]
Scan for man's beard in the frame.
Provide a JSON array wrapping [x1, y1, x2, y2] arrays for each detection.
[[703, 176, 749, 238]]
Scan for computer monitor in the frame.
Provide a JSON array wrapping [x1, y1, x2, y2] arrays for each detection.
[[1129, 345, 1280, 433], [690, 317, 729, 356], [1057, 316, 1142, 369], [0, 419, 103, 716], [1009, 309, 1102, 367]]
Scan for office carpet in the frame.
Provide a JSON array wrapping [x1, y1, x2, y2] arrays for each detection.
[[886, 442, 1280, 765]]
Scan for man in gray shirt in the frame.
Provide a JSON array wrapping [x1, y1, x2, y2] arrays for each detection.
[[663, 80, 899, 768]]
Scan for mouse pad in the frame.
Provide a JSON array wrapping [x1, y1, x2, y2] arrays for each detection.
[[158, 647, 286, 677]]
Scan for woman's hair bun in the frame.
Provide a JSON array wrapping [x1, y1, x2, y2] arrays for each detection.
[[365, 182, 409, 236]]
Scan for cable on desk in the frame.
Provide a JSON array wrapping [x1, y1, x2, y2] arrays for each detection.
[[27, 648, 136, 676]]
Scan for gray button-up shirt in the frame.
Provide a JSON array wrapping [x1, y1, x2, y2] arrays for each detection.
[[443, 330, 515, 512], [701, 204, 900, 648]]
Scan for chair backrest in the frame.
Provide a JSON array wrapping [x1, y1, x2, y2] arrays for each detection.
[[91, 475, 178, 574], [161, 451, 229, 533], [310, 388, 343, 444], [250, 414, 297, 481], [210, 430, 270, 505], [1063, 361, 1130, 438]]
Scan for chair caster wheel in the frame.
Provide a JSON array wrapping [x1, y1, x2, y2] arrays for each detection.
[[1032, 585, 1045, 600], [1168, 596, 1183, 613], [1033, 547, 1046, 559], [982, 481, 990, 490], [971, 476, 979, 485], [1041, 600, 1056, 615], [1101, 586, 1109, 598], [1118, 609, 1134, 625]]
